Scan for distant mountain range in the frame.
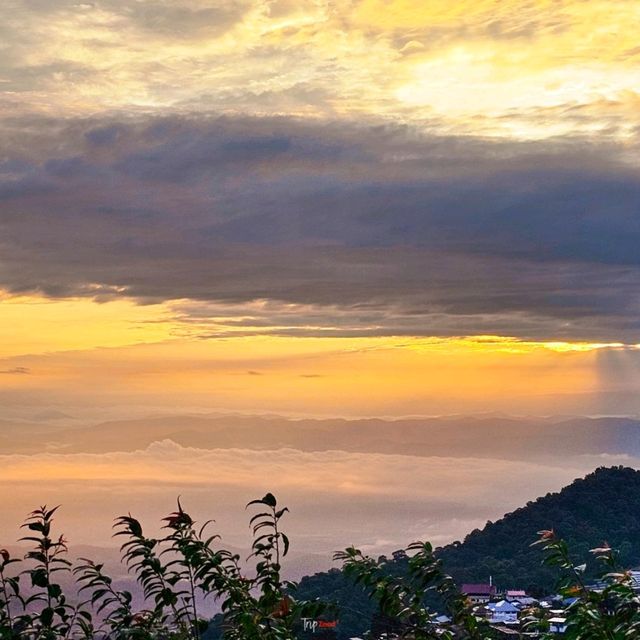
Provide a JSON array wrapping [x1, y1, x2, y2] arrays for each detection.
[[293, 466, 640, 639], [3, 413, 640, 459]]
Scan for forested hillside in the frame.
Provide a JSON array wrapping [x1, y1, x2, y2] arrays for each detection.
[[294, 466, 640, 638], [437, 465, 640, 591]]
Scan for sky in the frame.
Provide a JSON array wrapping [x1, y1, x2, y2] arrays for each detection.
[[2, 0, 640, 415], [1, 0, 640, 563]]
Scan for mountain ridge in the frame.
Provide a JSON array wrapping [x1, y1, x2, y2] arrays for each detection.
[[3, 414, 640, 459]]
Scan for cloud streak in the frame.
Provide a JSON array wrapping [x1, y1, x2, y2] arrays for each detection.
[[0, 367, 30, 375]]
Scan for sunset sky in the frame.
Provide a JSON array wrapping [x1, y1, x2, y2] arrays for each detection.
[[2, 1, 640, 416], [1, 0, 640, 562]]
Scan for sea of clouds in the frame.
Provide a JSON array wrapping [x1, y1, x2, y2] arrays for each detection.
[[1, 440, 635, 572]]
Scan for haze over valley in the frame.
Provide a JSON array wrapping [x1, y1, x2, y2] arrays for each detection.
[[1, 410, 637, 580]]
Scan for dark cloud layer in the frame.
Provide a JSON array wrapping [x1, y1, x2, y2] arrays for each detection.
[[1, 114, 639, 341]]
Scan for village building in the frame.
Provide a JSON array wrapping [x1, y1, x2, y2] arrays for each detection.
[[487, 600, 520, 624], [461, 583, 497, 604]]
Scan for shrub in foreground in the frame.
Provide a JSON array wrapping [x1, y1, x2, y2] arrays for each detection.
[[0, 495, 325, 640], [1, 496, 639, 639]]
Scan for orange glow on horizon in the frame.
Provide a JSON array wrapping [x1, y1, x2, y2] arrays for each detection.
[[0, 291, 618, 415]]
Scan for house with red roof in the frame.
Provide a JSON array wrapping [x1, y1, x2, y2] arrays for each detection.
[[461, 583, 497, 604]]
